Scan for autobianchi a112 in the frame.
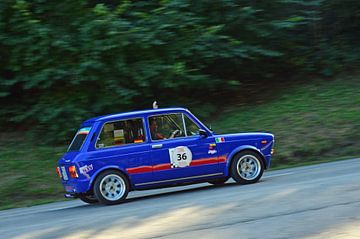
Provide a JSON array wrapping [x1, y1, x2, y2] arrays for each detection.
[[57, 106, 275, 205]]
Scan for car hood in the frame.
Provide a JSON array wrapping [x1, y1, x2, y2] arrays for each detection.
[[214, 132, 274, 141]]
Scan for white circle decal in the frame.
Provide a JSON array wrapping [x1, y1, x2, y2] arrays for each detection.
[[170, 146, 192, 168]]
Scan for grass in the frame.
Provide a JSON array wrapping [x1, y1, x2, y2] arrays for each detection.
[[212, 76, 360, 168], [0, 76, 359, 210], [0, 139, 67, 210]]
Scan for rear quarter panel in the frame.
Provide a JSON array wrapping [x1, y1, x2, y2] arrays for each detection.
[[84, 143, 153, 190]]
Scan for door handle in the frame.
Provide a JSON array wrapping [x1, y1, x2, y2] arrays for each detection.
[[152, 144, 163, 149]]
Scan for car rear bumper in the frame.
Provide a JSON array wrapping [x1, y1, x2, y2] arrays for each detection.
[[61, 178, 91, 194]]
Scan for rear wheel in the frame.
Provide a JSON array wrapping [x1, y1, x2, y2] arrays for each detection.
[[78, 194, 98, 204], [94, 170, 130, 205], [231, 151, 264, 184]]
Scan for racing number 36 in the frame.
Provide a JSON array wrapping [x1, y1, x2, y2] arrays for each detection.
[[177, 153, 187, 161], [170, 146, 193, 168]]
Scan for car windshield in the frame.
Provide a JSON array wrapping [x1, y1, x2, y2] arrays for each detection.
[[67, 127, 91, 152]]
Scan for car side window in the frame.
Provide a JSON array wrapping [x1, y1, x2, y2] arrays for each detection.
[[184, 115, 200, 136], [149, 113, 186, 140], [96, 118, 145, 148]]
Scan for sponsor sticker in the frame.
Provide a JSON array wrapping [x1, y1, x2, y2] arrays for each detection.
[[208, 143, 216, 150], [208, 149, 217, 155], [79, 164, 94, 179], [78, 127, 91, 135], [114, 129, 124, 138], [169, 146, 192, 168], [215, 137, 225, 143]]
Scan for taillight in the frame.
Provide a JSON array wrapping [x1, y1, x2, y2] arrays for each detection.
[[56, 167, 62, 178], [68, 166, 78, 178]]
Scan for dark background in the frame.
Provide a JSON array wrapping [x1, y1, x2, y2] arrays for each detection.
[[0, 0, 358, 141]]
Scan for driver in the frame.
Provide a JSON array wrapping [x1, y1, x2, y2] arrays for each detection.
[[150, 119, 180, 140], [150, 119, 165, 140]]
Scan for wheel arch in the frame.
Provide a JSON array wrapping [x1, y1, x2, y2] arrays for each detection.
[[224, 146, 267, 176], [88, 166, 132, 192]]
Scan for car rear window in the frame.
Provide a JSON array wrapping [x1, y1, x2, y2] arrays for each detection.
[[96, 118, 145, 148], [67, 127, 91, 152]]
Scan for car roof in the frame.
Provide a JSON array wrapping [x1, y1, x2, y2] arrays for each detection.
[[82, 107, 188, 125]]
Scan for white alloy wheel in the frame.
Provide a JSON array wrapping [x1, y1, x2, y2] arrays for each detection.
[[231, 151, 265, 184], [94, 170, 129, 205], [99, 174, 126, 201], [236, 155, 261, 181]]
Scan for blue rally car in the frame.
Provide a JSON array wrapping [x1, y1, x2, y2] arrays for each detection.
[[57, 107, 275, 205]]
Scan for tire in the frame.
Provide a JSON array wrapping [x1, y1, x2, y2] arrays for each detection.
[[230, 151, 264, 184], [208, 177, 229, 185], [94, 170, 130, 205], [78, 194, 98, 204]]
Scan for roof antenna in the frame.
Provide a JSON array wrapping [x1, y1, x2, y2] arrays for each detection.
[[153, 101, 158, 109]]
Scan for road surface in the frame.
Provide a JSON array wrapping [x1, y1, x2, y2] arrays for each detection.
[[0, 158, 359, 239]]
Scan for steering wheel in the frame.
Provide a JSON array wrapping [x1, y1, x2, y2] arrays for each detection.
[[169, 129, 182, 138]]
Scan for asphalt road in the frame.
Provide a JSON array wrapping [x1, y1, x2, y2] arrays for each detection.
[[1, 158, 359, 239]]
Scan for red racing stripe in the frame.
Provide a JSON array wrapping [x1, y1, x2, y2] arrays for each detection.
[[190, 158, 217, 166], [126, 155, 228, 174], [153, 163, 172, 171], [126, 165, 152, 174], [218, 156, 227, 163]]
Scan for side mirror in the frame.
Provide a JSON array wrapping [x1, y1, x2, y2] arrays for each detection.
[[199, 129, 208, 138]]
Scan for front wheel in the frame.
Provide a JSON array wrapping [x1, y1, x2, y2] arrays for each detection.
[[231, 151, 264, 184], [94, 170, 130, 205]]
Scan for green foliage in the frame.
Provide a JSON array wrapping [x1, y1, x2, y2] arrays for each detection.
[[0, 0, 358, 142], [212, 76, 360, 167]]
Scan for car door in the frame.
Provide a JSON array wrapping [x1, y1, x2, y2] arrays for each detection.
[[87, 117, 153, 186], [148, 113, 222, 184]]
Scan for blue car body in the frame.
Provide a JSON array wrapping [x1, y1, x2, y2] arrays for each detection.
[[57, 108, 274, 196]]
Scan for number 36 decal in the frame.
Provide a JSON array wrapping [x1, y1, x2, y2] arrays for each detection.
[[169, 146, 192, 168], [177, 153, 187, 160]]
